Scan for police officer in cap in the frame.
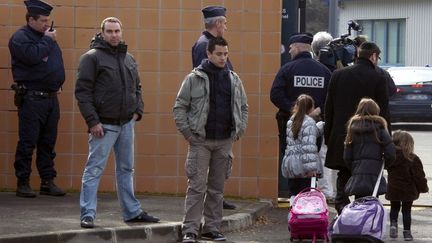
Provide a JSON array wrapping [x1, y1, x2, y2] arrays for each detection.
[[8, 0, 65, 198], [192, 5, 233, 71], [270, 32, 331, 197]]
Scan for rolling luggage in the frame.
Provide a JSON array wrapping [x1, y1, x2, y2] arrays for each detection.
[[288, 177, 329, 242], [331, 165, 386, 243]]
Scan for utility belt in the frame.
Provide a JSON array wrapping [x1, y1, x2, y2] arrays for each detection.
[[26, 90, 58, 98], [11, 84, 57, 107]]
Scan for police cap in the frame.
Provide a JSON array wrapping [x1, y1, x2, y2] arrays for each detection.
[[202, 6, 226, 19], [24, 0, 53, 16], [289, 32, 313, 45]]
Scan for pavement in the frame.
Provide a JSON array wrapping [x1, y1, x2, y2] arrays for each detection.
[[0, 192, 272, 243]]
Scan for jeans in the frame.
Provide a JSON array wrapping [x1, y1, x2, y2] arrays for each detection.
[[80, 119, 142, 221]]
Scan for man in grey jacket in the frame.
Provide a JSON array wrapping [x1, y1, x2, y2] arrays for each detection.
[[174, 37, 248, 243], [75, 17, 159, 228]]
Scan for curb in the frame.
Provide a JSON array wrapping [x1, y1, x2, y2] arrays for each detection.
[[0, 201, 273, 243]]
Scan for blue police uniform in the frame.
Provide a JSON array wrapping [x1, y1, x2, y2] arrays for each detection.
[[270, 32, 331, 198], [270, 51, 331, 114], [8, 1, 65, 190], [191, 6, 233, 70]]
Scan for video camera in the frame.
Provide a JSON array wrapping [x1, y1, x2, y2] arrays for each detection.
[[319, 20, 361, 70]]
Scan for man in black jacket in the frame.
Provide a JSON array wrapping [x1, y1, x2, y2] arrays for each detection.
[[324, 41, 390, 214], [8, 0, 65, 198], [75, 17, 159, 228]]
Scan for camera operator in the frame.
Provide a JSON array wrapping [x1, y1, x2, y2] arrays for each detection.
[[312, 31, 336, 72]]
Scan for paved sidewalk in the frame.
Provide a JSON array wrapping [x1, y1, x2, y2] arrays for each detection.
[[0, 192, 272, 243]]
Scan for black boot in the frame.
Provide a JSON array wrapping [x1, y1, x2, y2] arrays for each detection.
[[40, 180, 66, 196], [16, 179, 36, 198]]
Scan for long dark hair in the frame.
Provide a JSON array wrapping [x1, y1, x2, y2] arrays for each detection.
[[345, 98, 387, 145], [291, 94, 314, 140]]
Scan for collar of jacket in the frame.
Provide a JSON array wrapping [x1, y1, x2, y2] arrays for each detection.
[[355, 57, 375, 68], [293, 51, 313, 61], [90, 33, 128, 54], [25, 25, 44, 37], [202, 30, 216, 39]]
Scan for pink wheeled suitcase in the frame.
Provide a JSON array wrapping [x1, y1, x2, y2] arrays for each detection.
[[288, 177, 329, 242]]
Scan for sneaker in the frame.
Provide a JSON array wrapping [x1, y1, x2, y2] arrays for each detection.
[[80, 216, 94, 228], [403, 230, 413, 241], [223, 200, 236, 210], [182, 233, 196, 243], [390, 225, 398, 238], [125, 212, 160, 223], [201, 231, 226, 241], [40, 180, 66, 196]]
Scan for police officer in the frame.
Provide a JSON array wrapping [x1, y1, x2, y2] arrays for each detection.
[[270, 33, 331, 197], [192, 6, 233, 71], [8, 0, 65, 198]]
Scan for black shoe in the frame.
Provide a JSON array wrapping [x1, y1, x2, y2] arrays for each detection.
[[201, 231, 226, 241], [40, 180, 66, 196], [16, 180, 36, 198], [80, 216, 94, 228], [223, 200, 236, 210], [403, 230, 413, 241], [182, 233, 197, 243], [125, 212, 160, 223]]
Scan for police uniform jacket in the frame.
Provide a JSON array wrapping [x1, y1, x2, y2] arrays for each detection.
[[270, 52, 331, 115], [191, 31, 233, 70], [75, 34, 144, 129], [8, 25, 65, 91], [324, 58, 390, 170], [343, 116, 395, 197]]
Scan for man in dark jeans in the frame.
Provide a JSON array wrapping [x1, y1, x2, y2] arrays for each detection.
[[8, 0, 66, 198]]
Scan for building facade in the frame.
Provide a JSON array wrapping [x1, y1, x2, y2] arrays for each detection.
[[0, 0, 282, 199], [337, 0, 432, 66]]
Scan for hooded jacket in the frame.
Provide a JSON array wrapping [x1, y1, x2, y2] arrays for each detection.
[[281, 115, 324, 178], [343, 116, 396, 197], [385, 149, 429, 201], [75, 33, 144, 129]]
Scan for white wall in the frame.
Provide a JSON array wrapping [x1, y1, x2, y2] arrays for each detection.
[[337, 0, 432, 66]]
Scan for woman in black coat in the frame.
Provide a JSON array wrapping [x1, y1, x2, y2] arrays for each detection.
[[385, 130, 429, 241]]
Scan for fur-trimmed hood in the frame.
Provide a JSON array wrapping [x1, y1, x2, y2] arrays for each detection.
[[349, 115, 387, 134]]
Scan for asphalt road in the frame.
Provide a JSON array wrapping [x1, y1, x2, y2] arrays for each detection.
[[223, 122, 432, 243]]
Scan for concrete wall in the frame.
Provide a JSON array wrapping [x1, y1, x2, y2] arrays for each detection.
[[0, 0, 282, 199]]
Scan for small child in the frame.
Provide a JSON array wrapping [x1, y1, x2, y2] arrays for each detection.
[[343, 98, 395, 199], [281, 94, 323, 203], [386, 130, 429, 241]]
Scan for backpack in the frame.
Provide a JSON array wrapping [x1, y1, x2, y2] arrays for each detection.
[[288, 179, 329, 243]]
